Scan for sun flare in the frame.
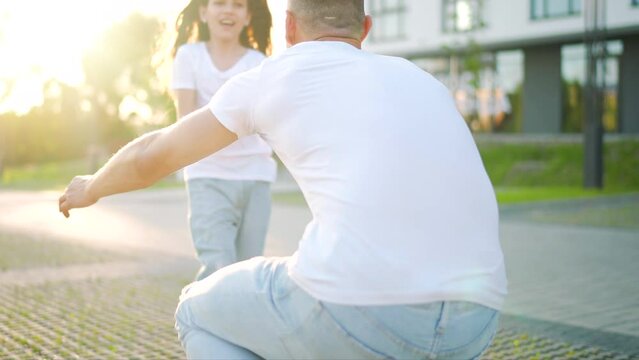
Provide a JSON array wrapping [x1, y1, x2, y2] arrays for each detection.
[[0, 1, 119, 114], [0, 0, 284, 115]]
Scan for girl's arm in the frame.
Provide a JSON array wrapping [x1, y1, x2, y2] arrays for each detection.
[[173, 89, 198, 120]]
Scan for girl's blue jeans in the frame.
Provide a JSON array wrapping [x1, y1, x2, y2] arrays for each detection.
[[186, 178, 271, 280]]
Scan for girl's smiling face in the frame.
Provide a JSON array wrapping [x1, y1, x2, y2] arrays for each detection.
[[200, 0, 252, 43]]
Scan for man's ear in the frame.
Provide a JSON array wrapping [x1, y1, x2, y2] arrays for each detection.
[[285, 10, 296, 47], [360, 15, 372, 42]]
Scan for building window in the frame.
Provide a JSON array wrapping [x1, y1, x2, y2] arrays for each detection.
[[561, 41, 623, 133], [531, 0, 581, 19], [367, 0, 406, 42], [442, 0, 485, 33]]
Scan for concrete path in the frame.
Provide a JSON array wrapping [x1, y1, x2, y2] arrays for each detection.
[[500, 220, 639, 336], [0, 188, 309, 259], [1, 185, 638, 354]]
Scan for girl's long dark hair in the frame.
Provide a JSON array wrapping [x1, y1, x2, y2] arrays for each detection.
[[172, 0, 272, 57]]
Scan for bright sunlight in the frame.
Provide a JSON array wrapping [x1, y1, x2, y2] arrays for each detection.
[[0, 0, 285, 115]]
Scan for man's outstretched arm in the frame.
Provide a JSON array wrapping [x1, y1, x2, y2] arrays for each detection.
[[58, 107, 236, 218]]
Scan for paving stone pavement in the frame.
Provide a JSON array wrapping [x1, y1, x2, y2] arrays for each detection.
[[0, 188, 638, 358], [499, 195, 639, 338]]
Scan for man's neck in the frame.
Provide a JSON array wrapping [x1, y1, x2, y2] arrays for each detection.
[[313, 36, 362, 49]]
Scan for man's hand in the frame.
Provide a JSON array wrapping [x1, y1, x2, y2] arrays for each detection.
[[56, 107, 236, 219], [59, 175, 99, 218]]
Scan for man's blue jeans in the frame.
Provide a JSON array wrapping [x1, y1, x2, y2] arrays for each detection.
[[175, 257, 499, 359]]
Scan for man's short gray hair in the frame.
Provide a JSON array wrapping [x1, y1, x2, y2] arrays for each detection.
[[289, 0, 365, 36]]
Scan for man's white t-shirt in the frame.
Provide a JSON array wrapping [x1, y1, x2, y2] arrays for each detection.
[[172, 42, 276, 182], [209, 41, 507, 309]]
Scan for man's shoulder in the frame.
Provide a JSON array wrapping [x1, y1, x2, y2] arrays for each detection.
[[362, 53, 429, 78], [243, 49, 267, 67], [370, 52, 415, 68], [246, 48, 266, 59]]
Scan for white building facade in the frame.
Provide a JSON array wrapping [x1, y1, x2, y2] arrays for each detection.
[[363, 0, 639, 134]]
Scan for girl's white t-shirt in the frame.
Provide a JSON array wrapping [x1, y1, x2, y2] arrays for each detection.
[[172, 42, 276, 182]]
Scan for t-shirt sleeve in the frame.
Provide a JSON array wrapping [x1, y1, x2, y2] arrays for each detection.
[[171, 46, 196, 90], [208, 66, 261, 137]]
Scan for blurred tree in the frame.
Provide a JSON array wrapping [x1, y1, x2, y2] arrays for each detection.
[[81, 12, 174, 155], [0, 114, 6, 178], [442, 39, 486, 132], [0, 81, 89, 166], [463, 40, 483, 92], [507, 84, 523, 133], [0, 12, 174, 168], [563, 79, 584, 133], [462, 40, 484, 131]]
